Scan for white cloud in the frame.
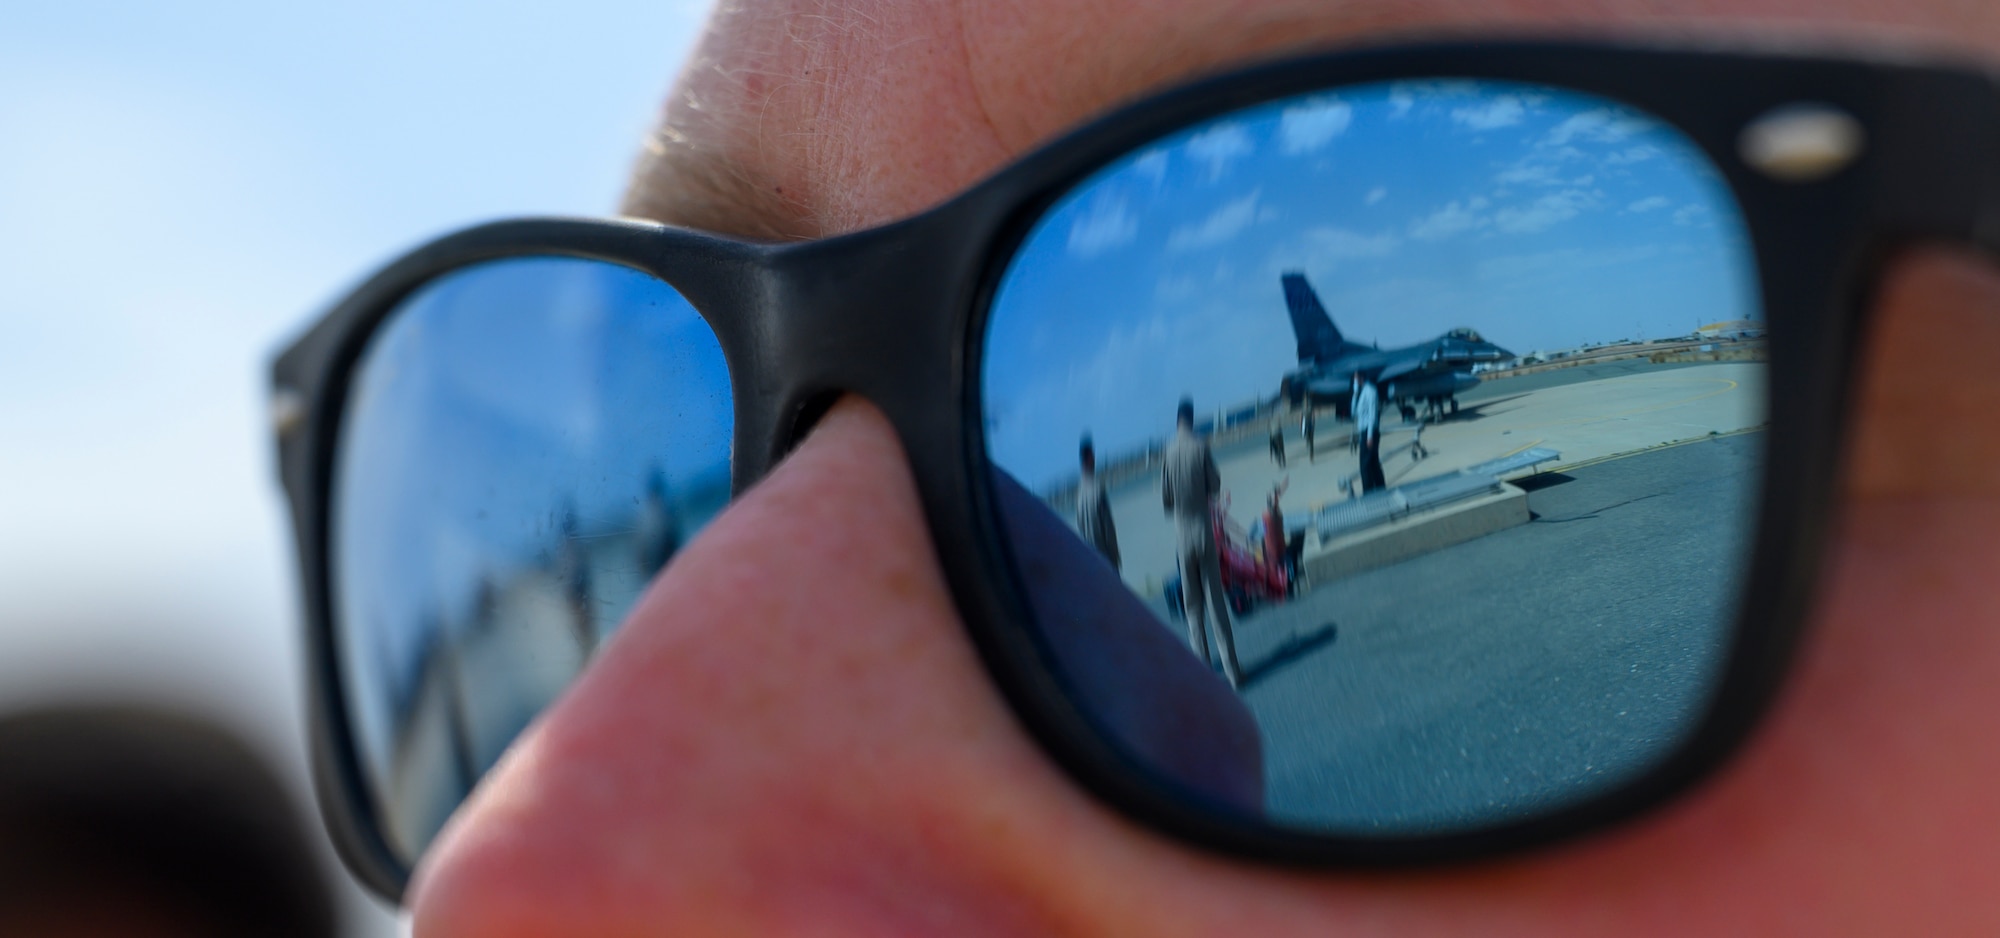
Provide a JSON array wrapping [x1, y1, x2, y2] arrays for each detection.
[[1302, 226, 1399, 258], [1672, 203, 1711, 226], [1386, 79, 1481, 117], [1546, 108, 1656, 146], [1183, 122, 1254, 181], [1067, 195, 1137, 256], [1604, 145, 1660, 166], [1131, 149, 1169, 187], [1627, 196, 1671, 213], [1365, 186, 1387, 205], [1264, 226, 1400, 274], [1155, 259, 1239, 302], [1494, 147, 1605, 188], [1167, 189, 1261, 251], [1475, 245, 1663, 282], [1494, 189, 1598, 234], [1388, 84, 1415, 118], [1495, 163, 1560, 187], [1279, 96, 1352, 154], [1409, 197, 1489, 240], [1452, 95, 1527, 130]]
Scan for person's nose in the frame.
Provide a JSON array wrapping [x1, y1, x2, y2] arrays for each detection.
[[407, 398, 1138, 936]]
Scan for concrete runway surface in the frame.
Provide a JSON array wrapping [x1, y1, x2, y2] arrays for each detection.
[[1069, 358, 1766, 832]]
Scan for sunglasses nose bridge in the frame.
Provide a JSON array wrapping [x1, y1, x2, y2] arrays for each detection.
[[742, 225, 978, 473]]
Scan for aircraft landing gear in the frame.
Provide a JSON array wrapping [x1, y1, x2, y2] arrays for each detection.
[[1421, 396, 1446, 424], [1421, 396, 1461, 423]]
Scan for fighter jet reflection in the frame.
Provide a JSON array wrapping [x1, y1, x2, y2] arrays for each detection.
[[1278, 271, 1514, 422]]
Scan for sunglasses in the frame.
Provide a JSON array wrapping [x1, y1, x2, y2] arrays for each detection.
[[274, 36, 2000, 897]]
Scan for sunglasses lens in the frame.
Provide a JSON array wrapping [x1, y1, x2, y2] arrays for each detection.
[[330, 257, 733, 862], [982, 80, 1763, 835]]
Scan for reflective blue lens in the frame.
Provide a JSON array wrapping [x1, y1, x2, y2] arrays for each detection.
[[983, 80, 1764, 834], [332, 257, 732, 861]]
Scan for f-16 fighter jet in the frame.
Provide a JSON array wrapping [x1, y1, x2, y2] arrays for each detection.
[[1278, 271, 1513, 422]]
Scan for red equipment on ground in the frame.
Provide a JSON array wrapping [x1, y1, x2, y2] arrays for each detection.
[[1166, 495, 1302, 620]]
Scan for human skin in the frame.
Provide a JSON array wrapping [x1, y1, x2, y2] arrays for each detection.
[[410, 2, 2000, 935]]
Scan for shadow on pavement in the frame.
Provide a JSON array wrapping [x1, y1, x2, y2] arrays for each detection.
[[1514, 471, 1577, 493], [1400, 393, 1531, 426], [1243, 622, 1339, 687]]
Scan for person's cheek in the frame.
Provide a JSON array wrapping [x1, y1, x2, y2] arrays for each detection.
[[406, 401, 1144, 936], [1844, 246, 2000, 497]]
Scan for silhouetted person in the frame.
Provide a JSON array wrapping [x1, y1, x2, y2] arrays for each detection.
[[0, 706, 339, 938], [635, 467, 683, 578], [1161, 397, 1242, 687], [1074, 434, 1120, 571], [1353, 373, 1386, 493], [469, 575, 498, 632], [553, 501, 595, 652], [1267, 404, 1287, 468]]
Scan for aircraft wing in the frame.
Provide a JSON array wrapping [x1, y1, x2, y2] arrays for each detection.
[[1303, 370, 1354, 400], [1375, 350, 1431, 383]]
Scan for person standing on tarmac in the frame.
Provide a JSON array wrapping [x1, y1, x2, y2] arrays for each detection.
[[1267, 403, 1287, 468], [1161, 397, 1243, 688], [1353, 373, 1387, 493], [1301, 402, 1317, 463], [1074, 434, 1121, 572]]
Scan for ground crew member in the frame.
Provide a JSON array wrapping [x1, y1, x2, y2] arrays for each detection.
[[1162, 397, 1244, 688], [1302, 404, 1317, 463], [1075, 434, 1120, 571], [1268, 402, 1287, 468], [1354, 374, 1386, 492]]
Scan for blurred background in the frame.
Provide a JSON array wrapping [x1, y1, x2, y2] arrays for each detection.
[[1, 1, 710, 931]]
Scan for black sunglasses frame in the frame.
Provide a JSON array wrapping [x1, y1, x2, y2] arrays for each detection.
[[274, 37, 2000, 899]]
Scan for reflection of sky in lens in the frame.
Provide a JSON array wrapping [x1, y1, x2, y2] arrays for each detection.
[[333, 258, 732, 774], [984, 81, 1757, 489]]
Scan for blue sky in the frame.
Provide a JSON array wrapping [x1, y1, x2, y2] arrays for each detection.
[[984, 80, 1759, 490], [0, 0, 704, 671], [0, 3, 709, 927]]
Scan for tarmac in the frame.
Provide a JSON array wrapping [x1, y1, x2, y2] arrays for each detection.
[[1242, 430, 1761, 831], [1071, 357, 1769, 832], [1097, 359, 1766, 606]]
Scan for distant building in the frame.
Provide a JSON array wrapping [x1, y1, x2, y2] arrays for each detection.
[[1696, 320, 1765, 340]]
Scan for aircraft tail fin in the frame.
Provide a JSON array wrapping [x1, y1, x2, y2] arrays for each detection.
[[1281, 272, 1344, 363]]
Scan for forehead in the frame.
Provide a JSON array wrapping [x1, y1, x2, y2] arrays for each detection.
[[624, 0, 2000, 237]]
